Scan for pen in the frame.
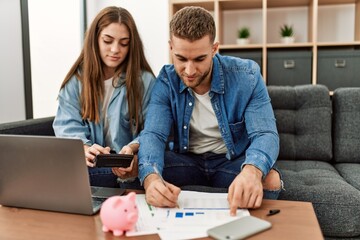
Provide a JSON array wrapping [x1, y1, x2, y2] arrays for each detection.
[[152, 164, 179, 208], [152, 164, 167, 186], [267, 209, 280, 216]]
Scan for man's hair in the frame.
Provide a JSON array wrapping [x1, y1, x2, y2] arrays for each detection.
[[170, 6, 216, 42]]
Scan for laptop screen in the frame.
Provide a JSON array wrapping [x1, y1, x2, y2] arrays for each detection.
[[0, 135, 123, 215]]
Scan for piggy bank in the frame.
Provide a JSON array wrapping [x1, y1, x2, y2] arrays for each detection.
[[100, 192, 139, 236]]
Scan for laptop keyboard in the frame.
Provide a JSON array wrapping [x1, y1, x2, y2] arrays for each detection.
[[91, 187, 107, 210], [92, 197, 105, 209], [91, 186, 125, 198], [90, 186, 125, 212]]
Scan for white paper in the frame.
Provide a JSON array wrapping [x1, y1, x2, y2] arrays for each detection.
[[126, 191, 250, 239]]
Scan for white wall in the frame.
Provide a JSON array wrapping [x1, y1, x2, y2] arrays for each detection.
[[28, 0, 169, 119], [28, 0, 83, 119], [318, 4, 355, 42], [86, 0, 170, 76], [0, 0, 26, 123]]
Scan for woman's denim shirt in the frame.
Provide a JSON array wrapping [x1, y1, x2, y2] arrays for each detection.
[[53, 71, 156, 153], [138, 54, 279, 183]]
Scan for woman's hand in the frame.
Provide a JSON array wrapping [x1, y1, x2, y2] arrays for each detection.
[[83, 144, 111, 167], [121, 143, 139, 155], [111, 144, 139, 179]]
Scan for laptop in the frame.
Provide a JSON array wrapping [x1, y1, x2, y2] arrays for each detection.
[[0, 135, 125, 215]]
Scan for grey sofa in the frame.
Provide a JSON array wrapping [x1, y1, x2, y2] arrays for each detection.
[[0, 116, 54, 136], [268, 85, 360, 240], [1, 85, 359, 239]]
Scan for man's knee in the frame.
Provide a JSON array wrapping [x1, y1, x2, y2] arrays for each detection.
[[262, 169, 281, 190]]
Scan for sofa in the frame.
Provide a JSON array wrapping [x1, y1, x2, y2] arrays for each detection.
[[268, 85, 360, 240], [1, 85, 359, 239]]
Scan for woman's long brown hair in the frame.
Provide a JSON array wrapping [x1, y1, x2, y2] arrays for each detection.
[[60, 6, 154, 134]]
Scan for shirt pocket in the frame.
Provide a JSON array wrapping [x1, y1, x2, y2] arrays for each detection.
[[120, 117, 131, 130], [228, 117, 246, 140]]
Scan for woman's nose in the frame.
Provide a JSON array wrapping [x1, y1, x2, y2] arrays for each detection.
[[110, 43, 120, 53]]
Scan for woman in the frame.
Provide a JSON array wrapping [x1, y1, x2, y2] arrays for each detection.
[[53, 6, 156, 187]]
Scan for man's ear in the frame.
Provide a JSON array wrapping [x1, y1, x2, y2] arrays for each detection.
[[168, 40, 173, 50], [212, 42, 219, 56]]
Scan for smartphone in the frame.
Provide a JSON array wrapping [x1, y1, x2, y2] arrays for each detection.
[[207, 216, 272, 240], [94, 154, 133, 168]]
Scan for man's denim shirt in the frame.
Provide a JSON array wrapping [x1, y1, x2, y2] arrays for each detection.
[[53, 71, 156, 153], [138, 54, 279, 184]]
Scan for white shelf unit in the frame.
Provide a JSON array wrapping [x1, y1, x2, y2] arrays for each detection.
[[169, 0, 360, 85]]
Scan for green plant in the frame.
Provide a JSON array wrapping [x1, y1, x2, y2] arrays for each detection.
[[238, 27, 250, 39], [280, 24, 294, 37]]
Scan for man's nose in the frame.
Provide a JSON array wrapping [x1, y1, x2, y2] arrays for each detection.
[[184, 61, 196, 75]]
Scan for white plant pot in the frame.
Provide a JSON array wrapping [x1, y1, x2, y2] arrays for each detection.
[[236, 38, 250, 45], [281, 36, 295, 44]]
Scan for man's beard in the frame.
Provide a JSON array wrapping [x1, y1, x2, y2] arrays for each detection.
[[178, 63, 213, 90]]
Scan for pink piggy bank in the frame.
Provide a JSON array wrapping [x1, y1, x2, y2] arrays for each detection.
[[100, 192, 138, 236]]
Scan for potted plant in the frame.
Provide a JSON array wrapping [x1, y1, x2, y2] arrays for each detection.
[[280, 24, 295, 44], [237, 27, 250, 45]]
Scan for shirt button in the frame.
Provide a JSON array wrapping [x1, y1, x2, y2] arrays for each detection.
[[189, 102, 193, 106], [183, 125, 187, 129]]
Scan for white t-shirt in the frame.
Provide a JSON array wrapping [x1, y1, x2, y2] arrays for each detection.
[[189, 91, 227, 154], [102, 77, 115, 147]]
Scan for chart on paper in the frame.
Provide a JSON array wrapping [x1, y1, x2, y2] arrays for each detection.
[[126, 191, 250, 239]]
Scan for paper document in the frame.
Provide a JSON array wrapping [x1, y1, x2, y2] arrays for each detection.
[[126, 190, 250, 240]]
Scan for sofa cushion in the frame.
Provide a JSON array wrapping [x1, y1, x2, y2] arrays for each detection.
[[267, 85, 332, 161], [332, 88, 360, 163], [277, 160, 360, 237], [335, 163, 360, 191], [0, 117, 55, 136]]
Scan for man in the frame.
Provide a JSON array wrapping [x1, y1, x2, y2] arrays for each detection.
[[138, 6, 281, 216]]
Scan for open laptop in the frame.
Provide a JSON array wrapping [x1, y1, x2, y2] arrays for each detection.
[[0, 135, 125, 215]]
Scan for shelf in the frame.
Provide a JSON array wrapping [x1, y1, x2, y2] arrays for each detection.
[[267, 0, 313, 8], [169, 0, 360, 89], [266, 6, 311, 43], [317, 41, 360, 47], [218, 0, 263, 10], [318, 0, 357, 5], [171, 0, 215, 12], [220, 44, 263, 49], [267, 43, 314, 48]]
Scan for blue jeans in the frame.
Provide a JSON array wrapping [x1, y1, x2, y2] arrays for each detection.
[[88, 167, 119, 188], [121, 151, 282, 199], [161, 151, 281, 199]]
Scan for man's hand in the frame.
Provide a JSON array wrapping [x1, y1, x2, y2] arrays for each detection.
[[228, 165, 263, 216], [83, 144, 111, 167], [144, 173, 181, 208]]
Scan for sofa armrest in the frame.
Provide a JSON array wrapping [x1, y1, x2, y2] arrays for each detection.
[[332, 88, 360, 163], [0, 116, 55, 136]]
